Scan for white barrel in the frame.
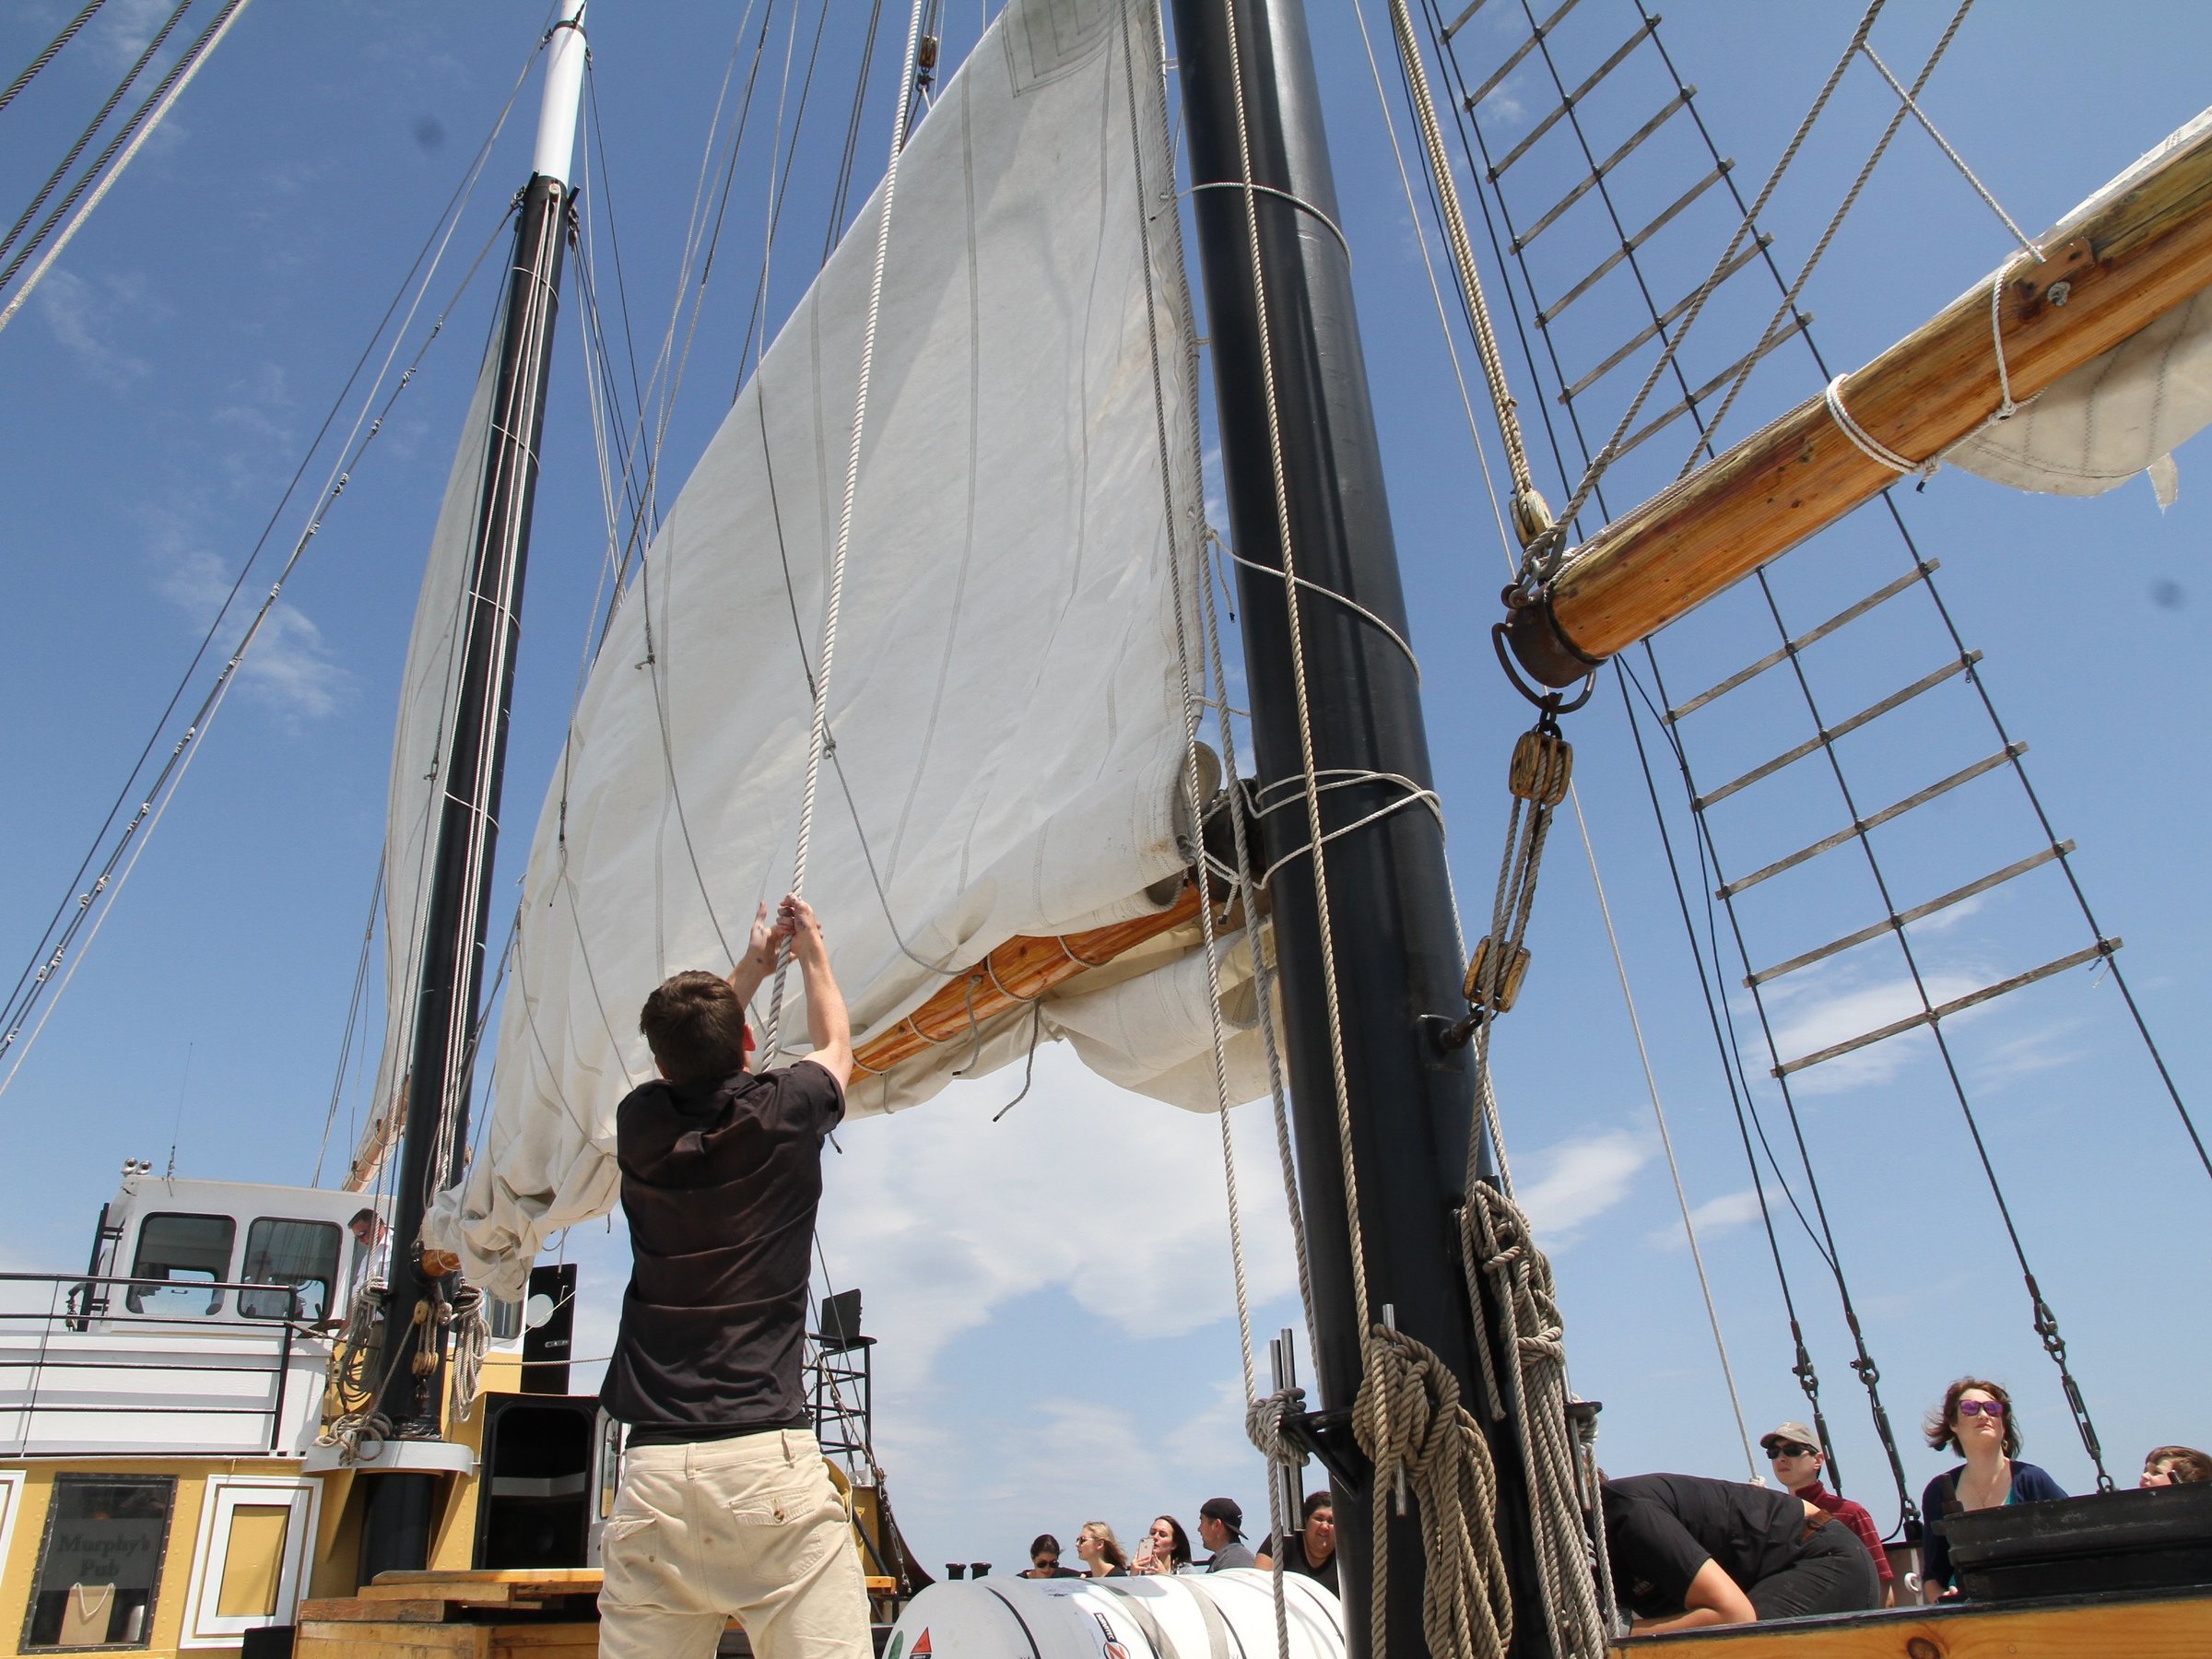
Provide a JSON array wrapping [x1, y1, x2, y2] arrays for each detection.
[[884, 1571, 1344, 1659]]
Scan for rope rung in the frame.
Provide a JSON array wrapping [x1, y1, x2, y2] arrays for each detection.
[[1538, 181, 1747, 324], [1748, 841, 2074, 988], [1694, 653, 1979, 810], [1721, 742, 2023, 900], [1441, 0, 1500, 43], [1773, 939, 2119, 1077], [1670, 561, 1937, 721]]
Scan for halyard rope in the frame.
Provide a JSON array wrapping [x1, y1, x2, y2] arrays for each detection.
[[763, 0, 930, 1058]]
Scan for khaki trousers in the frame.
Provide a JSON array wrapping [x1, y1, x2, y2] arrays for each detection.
[[599, 1430, 872, 1659]]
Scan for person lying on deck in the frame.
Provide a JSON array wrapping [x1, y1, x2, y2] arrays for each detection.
[[1601, 1472, 1882, 1633]]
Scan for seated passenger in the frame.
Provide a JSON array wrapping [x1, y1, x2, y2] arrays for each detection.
[[1074, 1522, 1129, 1578], [1020, 1535, 1081, 1578], [2140, 1446, 2212, 1487], [1918, 1377, 2065, 1599], [1131, 1515, 1193, 1574], [1760, 1420, 1894, 1606], [1255, 1491, 1336, 1593], [1602, 1472, 1880, 1632]]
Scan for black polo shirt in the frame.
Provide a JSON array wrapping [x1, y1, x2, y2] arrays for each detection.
[[600, 1060, 844, 1441], [1603, 1474, 1807, 1618]]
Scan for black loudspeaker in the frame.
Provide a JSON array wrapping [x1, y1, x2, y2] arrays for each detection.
[[523, 1261, 578, 1394], [818, 1288, 863, 1349]]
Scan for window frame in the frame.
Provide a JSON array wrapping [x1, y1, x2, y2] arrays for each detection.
[[174, 1477, 319, 1649], [235, 1218, 341, 1323], [124, 1213, 238, 1318], [20, 1472, 177, 1653]]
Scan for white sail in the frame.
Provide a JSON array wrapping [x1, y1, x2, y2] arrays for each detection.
[[356, 306, 507, 1189], [1947, 107, 2212, 505], [429, 0, 1260, 1294]]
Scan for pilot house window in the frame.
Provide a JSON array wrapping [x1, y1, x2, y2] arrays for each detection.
[[23, 1475, 174, 1651], [125, 1214, 235, 1316], [238, 1218, 340, 1321]]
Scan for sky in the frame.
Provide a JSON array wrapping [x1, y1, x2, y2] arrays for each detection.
[[1, 0, 2208, 1583]]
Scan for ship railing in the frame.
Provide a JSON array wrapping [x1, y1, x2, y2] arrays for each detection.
[[0, 1271, 330, 1456]]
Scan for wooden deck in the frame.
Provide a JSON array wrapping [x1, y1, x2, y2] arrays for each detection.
[[296, 1567, 902, 1657], [1612, 1586, 2212, 1655]]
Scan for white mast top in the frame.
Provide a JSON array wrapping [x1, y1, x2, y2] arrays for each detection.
[[532, 0, 588, 187]]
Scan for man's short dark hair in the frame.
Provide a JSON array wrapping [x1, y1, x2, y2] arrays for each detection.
[[349, 1207, 380, 1231], [641, 971, 750, 1087]]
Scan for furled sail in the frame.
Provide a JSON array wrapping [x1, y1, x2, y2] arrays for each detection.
[[429, 0, 1267, 1294], [1947, 107, 2212, 505], [352, 304, 507, 1192]]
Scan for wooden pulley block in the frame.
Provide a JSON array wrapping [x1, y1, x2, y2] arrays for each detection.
[[1509, 728, 1572, 805], [1463, 935, 1531, 1013]]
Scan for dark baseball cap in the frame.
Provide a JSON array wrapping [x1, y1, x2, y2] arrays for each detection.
[[1199, 1497, 1243, 1535]]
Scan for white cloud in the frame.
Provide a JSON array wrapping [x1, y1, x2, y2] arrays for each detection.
[[1647, 1186, 1766, 1252], [93, 0, 179, 69], [37, 269, 149, 388], [814, 1044, 1299, 1382], [156, 544, 349, 721], [1757, 967, 1985, 1096], [1508, 1126, 1651, 1245], [1476, 78, 1526, 127]]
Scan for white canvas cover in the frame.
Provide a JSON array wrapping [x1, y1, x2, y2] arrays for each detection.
[[1947, 108, 2212, 505], [427, 0, 1265, 1295]]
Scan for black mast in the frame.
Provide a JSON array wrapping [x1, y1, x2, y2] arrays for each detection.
[[1169, 1, 1550, 1654], [359, 6, 583, 1583]]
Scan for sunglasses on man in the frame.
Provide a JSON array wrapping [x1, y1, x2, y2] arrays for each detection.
[[1766, 1441, 1817, 1460]]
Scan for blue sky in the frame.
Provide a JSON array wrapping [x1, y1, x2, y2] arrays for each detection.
[[1, 0, 2206, 1576]]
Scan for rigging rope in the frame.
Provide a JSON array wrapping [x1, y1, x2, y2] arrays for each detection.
[[1382, 0, 1550, 546], [762, 0, 930, 1059]]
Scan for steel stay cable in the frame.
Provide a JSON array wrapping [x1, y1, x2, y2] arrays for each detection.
[[0, 0, 253, 335], [0, 36, 540, 1071], [2, 206, 521, 1096], [0, 0, 107, 117], [0, 0, 184, 272]]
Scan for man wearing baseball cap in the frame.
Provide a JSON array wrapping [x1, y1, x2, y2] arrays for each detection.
[[1197, 1498, 1255, 1571], [1760, 1422, 1893, 1606]]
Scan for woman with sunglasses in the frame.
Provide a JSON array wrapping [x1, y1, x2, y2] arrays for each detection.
[[1918, 1377, 2067, 1600]]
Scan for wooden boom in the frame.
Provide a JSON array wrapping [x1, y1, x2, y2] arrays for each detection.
[[1506, 116, 2212, 687], [850, 880, 1203, 1077]]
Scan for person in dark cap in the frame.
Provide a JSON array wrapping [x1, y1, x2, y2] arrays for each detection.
[[1760, 1421, 1893, 1606], [1197, 1498, 1254, 1571]]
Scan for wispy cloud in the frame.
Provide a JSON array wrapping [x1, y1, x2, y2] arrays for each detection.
[[155, 542, 349, 722], [1475, 77, 1526, 127], [1647, 1186, 1766, 1252], [1757, 966, 1986, 1096], [92, 0, 179, 69], [1512, 1126, 1652, 1245], [37, 268, 150, 388]]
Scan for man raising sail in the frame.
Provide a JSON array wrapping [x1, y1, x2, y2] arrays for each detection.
[[596, 895, 870, 1659]]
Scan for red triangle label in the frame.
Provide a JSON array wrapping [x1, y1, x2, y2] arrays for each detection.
[[913, 1632, 933, 1655]]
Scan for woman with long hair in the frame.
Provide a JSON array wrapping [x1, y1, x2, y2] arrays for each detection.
[[1918, 1377, 2067, 1599], [1074, 1522, 1129, 1578], [1131, 1515, 1193, 1574]]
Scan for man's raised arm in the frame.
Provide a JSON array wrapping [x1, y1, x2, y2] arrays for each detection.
[[781, 895, 853, 1088]]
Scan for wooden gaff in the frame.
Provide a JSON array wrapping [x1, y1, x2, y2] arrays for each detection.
[[1506, 119, 2212, 686], [850, 881, 1203, 1078]]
